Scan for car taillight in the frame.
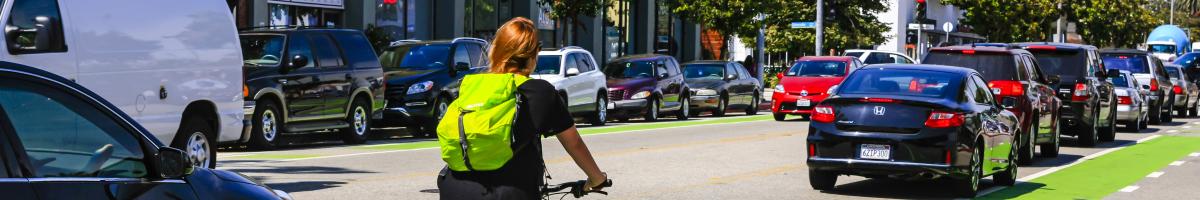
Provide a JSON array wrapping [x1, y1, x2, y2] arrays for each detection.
[[859, 98, 895, 103], [243, 85, 249, 98], [924, 111, 964, 128], [1118, 96, 1132, 105], [812, 105, 836, 123], [808, 143, 816, 158], [1174, 85, 1183, 94], [945, 150, 953, 164], [1072, 83, 1089, 102], [1150, 79, 1159, 91], [988, 80, 1024, 96]]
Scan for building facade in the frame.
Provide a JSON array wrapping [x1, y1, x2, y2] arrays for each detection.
[[227, 0, 703, 65]]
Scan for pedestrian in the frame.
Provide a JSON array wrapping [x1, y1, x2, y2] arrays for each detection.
[[436, 17, 608, 200]]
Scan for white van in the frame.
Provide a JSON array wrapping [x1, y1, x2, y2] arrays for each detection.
[[0, 0, 242, 168]]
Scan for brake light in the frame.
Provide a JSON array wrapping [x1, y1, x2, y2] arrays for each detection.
[[859, 98, 895, 103], [1118, 96, 1133, 105], [1026, 45, 1057, 50], [1174, 85, 1183, 94], [1072, 83, 1090, 102], [1151, 79, 1159, 91], [962, 49, 976, 55], [924, 111, 964, 128], [988, 80, 1024, 96], [812, 105, 836, 123], [945, 150, 953, 164], [808, 143, 816, 158]]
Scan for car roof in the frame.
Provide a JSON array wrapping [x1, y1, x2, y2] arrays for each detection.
[[797, 56, 855, 62], [1011, 42, 1097, 51], [538, 46, 590, 56], [240, 28, 360, 34], [929, 45, 1026, 54], [1099, 48, 1149, 54], [858, 64, 978, 76], [681, 60, 732, 65], [388, 37, 487, 48], [609, 54, 670, 63]]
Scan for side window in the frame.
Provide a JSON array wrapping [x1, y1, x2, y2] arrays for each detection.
[[1014, 55, 1030, 81], [0, 80, 146, 178], [286, 34, 314, 69], [891, 54, 912, 64], [453, 44, 470, 67], [7, 0, 67, 53], [973, 76, 994, 105], [668, 59, 682, 76], [577, 54, 595, 72], [962, 77, 978, 103], [656, 60, 668, 76], [1026, 55, 1044, 82], [309, 33, 344, 67], [564, 54, 580, 72], [466, 43, 486, 66], [738, 64, 753, 79], [725, 64, 738, 79]]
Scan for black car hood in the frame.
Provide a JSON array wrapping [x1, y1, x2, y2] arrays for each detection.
[[386, 67, 446, 86], [685, 78, 725, 89], [209, 168, 266, 185]]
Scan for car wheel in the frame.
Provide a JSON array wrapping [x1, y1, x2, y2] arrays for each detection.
[[773, 113, 786, 121], [953, 145, 983, 198], [808, 169, 837, 190], [713, 95, 727, 117], [251, 100, 282, 150], [676, 97, 690, 120], [172, 117, 216, 169], [1099, 110, 1116, 142], [1040, 121, 1060, 158], [1163, 98, 1175, 123], [341, 98, 371, 144], [1079, 111, 1099, 147], [590, 95, 608, 126], [1150, 101, 1163, 125], [1139, 111, 1150, 130], [994, 144, 1019, 186], [745, 92, 760, 115], [424, 97, 450, 137], [1190, 102, 1199, 117], [644, 97, 659, 122], [1018, 121, 1035, 165]]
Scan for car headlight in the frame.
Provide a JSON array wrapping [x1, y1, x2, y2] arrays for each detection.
[[631, 91, 652, 99], [694, 89, 718, 96], [827, 85, 838, 95], [774, 84, 785, 93], [407, 81, 434, 95]]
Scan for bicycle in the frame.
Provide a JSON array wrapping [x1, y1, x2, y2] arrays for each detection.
[[541, 179, 612, 199]]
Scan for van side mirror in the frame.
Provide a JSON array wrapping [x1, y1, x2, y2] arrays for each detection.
[[288, 54, 309, 69], [1000, 97, 1018, 108], [5, 16, 65, 54], [565, 68, 580, 77], [156, 147, 194, 179], [454, 62, 471, 72], [1047, 75, 1061, 85]]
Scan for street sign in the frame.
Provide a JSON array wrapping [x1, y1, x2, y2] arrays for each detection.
[[907, 23, 934, 30], [791, 21, 817, 29], [942, 22, 954, 32]]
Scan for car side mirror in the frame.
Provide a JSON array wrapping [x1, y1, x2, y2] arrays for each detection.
[[1000, 97, 1018, 109], [1047, 75, 1061, 85], [725, 74, 737, 80], [658, 73, 669, 79], [156, 147, 194, 179], [287, 54, 309, 69], [565, 68, 580, 77], [454, 62, 471, 72], [5, 16, 64, 54]]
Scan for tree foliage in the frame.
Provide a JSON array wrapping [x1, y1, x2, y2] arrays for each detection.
[[664, 0, 770, 59], [748, 0, 891, 55], [539, 0, 608, 45], [1069, 0, 1161, 48], [944, 0, 1160, 48]]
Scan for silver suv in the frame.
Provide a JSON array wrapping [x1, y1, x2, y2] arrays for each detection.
[[534, 47, 610, 125]]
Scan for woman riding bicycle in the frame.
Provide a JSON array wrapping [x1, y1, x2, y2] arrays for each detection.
[[436, 17, 608, 200]]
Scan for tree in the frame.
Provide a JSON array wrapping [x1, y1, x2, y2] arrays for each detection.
[[539, 0, 608, 46], [941, 0, 1059, 43], [738, 0, 890, 56], [1068, 0, 1161, 48], [665, 0, 769, 59]]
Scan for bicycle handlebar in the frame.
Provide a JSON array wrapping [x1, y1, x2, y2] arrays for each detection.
[[543, 179, 612, 199]]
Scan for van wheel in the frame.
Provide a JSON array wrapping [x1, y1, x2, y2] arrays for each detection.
[[745, 93, 760, 115], [589, 94, 608, 126], [713, 95, 727, 117], [644, 98, 659, 122], [1163, 98, 1175, 123], [1099, 110, 1116, 142], [341, 98, 371, 144], [251, 101, 282, 150], [172, 117, 215, 169], [808, 170, 837, 190], [1189, 103, 1198, 117]]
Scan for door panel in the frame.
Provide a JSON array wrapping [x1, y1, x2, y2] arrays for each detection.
[[280, 34, 325, 121], [310, 33, 351, 118], [33, 180, 198, 200], [564, 54, 588, 107]]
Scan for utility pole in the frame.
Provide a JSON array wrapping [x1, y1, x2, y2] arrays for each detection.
[[1171, 0, 1176, 24], [815, 0, 824, 56], [756, 14, 766, 80]]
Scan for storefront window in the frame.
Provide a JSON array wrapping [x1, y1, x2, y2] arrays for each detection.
[[464, 0, 512, 40], [375, 0, 414, 39], [268, 3, 343, 28], [605, 0, 631, 60], [654, 1, 675, 55]]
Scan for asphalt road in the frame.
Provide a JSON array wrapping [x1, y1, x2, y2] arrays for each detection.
[[216, 113, 1200, 199]]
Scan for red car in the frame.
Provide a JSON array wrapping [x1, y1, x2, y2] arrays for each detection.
[[772, 56, 864, 121]]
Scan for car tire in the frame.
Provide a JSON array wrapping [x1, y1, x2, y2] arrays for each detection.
[[773, 113, 786, 121], [953, 145, 983, 198], [995, 144, 1019, 186], [713, 95, 727, 117], [172, 117, 216, 169], [1163, 98, 1175, 123], [1139, 112, 1150, 130], [250, 100, 283, 150], [1040, 122, 1060, 158], [1099, 110, 1116, 142], [1018, 121, 1035, 165], [745, 92, 760, 115], [589, 94, 608, 126], [341, 98, 371, 144], [1078, 111, 1099, 147], [644, 97, 659, 122], [424, 96, 451, 137], [676, 96, 690, 120], [1150, 101, 1163, 125], [808, 170, 837, 190], [1190, 103, 1199, 117]]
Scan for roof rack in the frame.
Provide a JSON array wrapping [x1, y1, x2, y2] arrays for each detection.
[[388, 39, 423, 47], [452, 37, 489, 45], [561, 46, 584, 50], [238, 25, 342, 31]]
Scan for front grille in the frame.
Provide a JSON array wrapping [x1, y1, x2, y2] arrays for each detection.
[[387, 84, 407, 96], [778, 103, 810, 111], [609, 90, 625, 101]]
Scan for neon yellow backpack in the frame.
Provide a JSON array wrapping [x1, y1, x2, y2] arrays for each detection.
[[437, 73, 529, 171]]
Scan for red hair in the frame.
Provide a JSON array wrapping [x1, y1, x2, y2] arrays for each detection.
[[488, 17, 540, 74]]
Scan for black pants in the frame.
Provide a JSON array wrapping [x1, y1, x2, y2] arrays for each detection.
[[437, 167, 541, 200]]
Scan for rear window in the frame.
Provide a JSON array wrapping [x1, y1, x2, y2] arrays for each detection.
[[837, 69, 963, 99], [922, 52, 1016, 81], [1028, 50, 1087, 81], [1111, 73, 1132, 88], [786, 61, 847, 77], [682, 64, 725, 79], [1101, 54, 1150, 74], [1166, 67, 1182, 78], [534, 55, 561, 75]]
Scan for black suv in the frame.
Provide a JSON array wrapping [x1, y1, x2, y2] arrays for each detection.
[[1100, 49, 1175, 124], [1012, 43, 1118, 147], [604, 54, 690, 121], [240, 28, 386, 149], [375, 38, 490, 137]]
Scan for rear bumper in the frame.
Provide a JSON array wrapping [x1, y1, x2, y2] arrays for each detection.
[[1116, 105, 1140, 122], [806, 124, 972, 180], [1174, 94, 1189, 107], [806, 158, 960, 179], [1058, 101, 1091, 134]]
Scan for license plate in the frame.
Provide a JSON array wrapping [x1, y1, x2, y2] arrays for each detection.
[[859, 144, 891, 160], [607, 102, 616, 109], [797, 99, 811, 107]]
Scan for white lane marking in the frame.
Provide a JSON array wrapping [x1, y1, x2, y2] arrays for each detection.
[[1147, 171, 1165, 178], [1190, 152, 1199, 157], [1119, 186, 1140, 193], [1168, 130, 1180, 133], [1170, 161, 1186, 166], [1183, 126, 1193, 129]]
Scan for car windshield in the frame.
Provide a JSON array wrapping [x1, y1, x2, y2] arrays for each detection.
[[535, 55, 562, 75], [838, 69, 962, 98], [1111, 73, 1132, 88], [786, 61, 847, 77], [380, 44, 451, 70], [605, 61, 655, 79], [1101, 54, 1150, 74], [1029, 50, 1086, 82], [1149, 44, 1176, 54], [240, 35, 285, 67], [1166, 67, 1182, 78], [923, 52, 1016, 81], [682, 64, 724, 79]]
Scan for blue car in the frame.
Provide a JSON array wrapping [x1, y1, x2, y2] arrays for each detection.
[[0, 62, 291, 200], [805, 64, 1019, 198]]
